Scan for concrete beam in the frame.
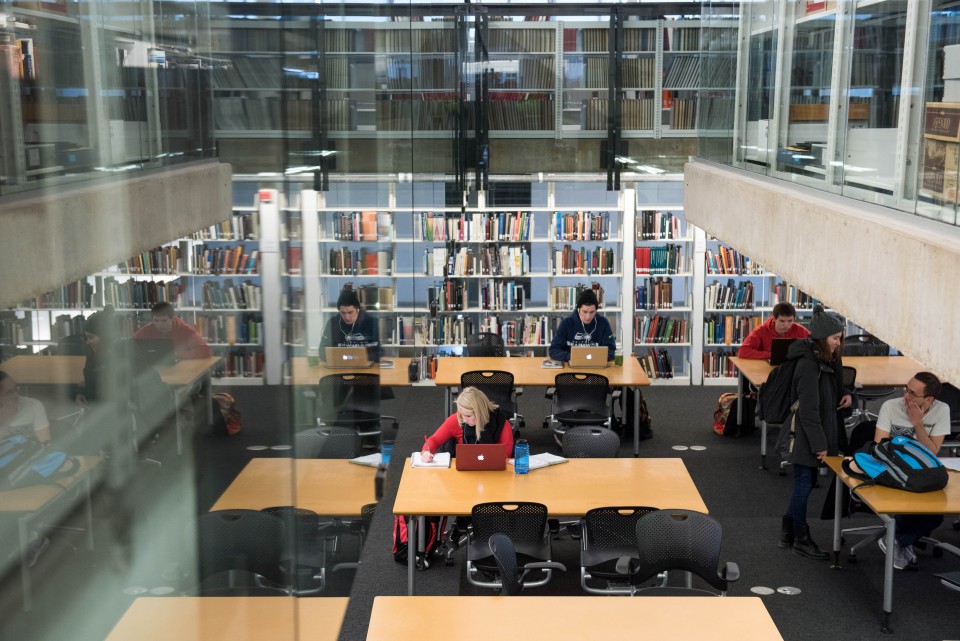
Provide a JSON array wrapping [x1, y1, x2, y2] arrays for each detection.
[[684, 160, 960, 384], [0, 161, 232, 309]]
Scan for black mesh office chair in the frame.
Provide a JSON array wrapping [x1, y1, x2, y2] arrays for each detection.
[[488, 533, 567, 596], [316, 373, 398, 444], [619, 509, 739, 596], [295, 426, 362, 459], [562, 425, 620, 458], [466, 332, 507, 357], [466, 502, 559, 591], [260, 506, 328, 594], [543, 373, 613, 439], [579, 506, 657, 594], [460, 370, 524, 434], [843, 335, 895, 422], [937, 383, 960, 456]]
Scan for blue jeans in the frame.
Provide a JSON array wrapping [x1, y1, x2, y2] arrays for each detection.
[[895, 514, 944, 547], [786, 464, 818, 528]]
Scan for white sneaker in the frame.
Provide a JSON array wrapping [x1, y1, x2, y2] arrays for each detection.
[[904, 545, 918, 565], [877, 539, 909, 570]]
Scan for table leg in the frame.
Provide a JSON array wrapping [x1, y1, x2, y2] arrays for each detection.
[[760, 419, 768, 470], [880, 514, 895, 634], [831, 470, 842, 569], [18, 515, 32, 611], [174, 387, 184, 456], [632, 387, 640, 458], [736, 372, 744, 424], [407, 515, 417, 595], [84, 473, 95, 551], [203, 374, 213, 426]]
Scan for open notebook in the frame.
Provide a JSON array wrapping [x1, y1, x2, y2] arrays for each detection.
[[411, 452, 451, 468], [508, 452, 568, 471]]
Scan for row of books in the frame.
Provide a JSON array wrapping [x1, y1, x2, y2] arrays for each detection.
[[638, 210, 684, 240], [638, 348, 674, 379], [578, 57, 657, 89], [192, 214, 259, 241], [699, 55, 736, 88], [382, 58, 456, 91], [552, 210, 613, 241], [704, 314, 762, 346], [551, 283, 605, 310], [0, 314, 31, 345], [19, 279, 94, 310], [772, 283, 820, 309], [705, 279, 755, 311], [216, 349, 265, 379], [193, 245, 260, 276], [375, 100, 458, 131], [198, 280, 261, 311], [669, 98, 698, 130], [196, 314, 262, 345], [635, 315, 689, 345], [554, 245, 617, 275], [488, 98, 555, 131], [418, 211, 532, 242], [489, 29, 556, 53], [635, 277, 677, 310], [702, 349, 737, 379], [478, 314, 554, 346], [698, 95, 735, 131], [430, 281, 467, 312], [635, 245, 685, 275], [489, 58, 555, 90], [423, 246, 530, 278], [573, 27, 657, 53], [326, 248, 393, 276], [582, 98, 655, 131], [328, 211, 392, 241], [663, 55, 700, 89], [283, 316, 305, 346], [374, 29, 457, 53], [99, 277, 181, 310], [705, 247, 762, 275], [214, 97, 354, 132], [480, 281, 526, 312], [415, 314, 474, 346], [117, 245, 183, 275]]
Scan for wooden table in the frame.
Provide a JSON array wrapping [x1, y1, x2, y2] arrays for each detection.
[[367, 596, 784, 641], [435, 356, 651, 456], [104, 596, 348, 641], [0, 355, 222, 454], [730, 355, 924, 469], [211, 458, 376, 517], [825, 457, 960, 632], [0, 455, 102, 611], [393, 458, 705, 594], [287, 356, 413, 387]]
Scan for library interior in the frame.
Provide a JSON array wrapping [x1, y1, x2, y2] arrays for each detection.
[[1, 1, 960, 640]]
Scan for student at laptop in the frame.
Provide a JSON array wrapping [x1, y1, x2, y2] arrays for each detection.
[[319, 289, 381, 362], [737, 302, 810, 361], [133, 302, 211, 360], [419, 387, 513, 462], [548, 289, 616, 363]]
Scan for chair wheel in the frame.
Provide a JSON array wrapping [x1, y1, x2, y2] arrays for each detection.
[[953, 520, 960, 531], [444, 556, 455, 566], [542, 421, 549, 429], [847, 554, 857, 564], [778, 468, 786, 477], [840, 536, 846, 545], [933, 547, 944, 558]]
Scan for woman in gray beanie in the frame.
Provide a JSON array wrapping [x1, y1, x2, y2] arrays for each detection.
[[776, 305, 853, 559]]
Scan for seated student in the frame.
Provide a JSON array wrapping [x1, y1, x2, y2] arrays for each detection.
[[420, 387, 514, 462], [548, 289, 616, 363], [133, 302, 212, 360], [873, 371, 951, 569], [0, 372, 51, 444], [737, 302, 811, 360], [319, 289, 381, 362]]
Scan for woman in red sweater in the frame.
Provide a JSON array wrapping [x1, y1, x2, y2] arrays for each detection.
[[420, 387, 514, 462]]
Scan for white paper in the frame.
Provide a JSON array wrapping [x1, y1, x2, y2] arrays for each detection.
[[379, 359, 395, 369], [541, 359, 563, 369], [349, 453, 382, 468], [411, 452, 451, 468], [940, 457, 960, 472], [508, 452, 568, 470]]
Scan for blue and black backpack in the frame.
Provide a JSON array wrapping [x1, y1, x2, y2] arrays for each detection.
[[841, 435, 948, 493], [0, 435, 80, 490]]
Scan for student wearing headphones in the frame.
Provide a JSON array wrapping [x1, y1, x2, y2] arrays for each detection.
[[549, 289, 616, 363]]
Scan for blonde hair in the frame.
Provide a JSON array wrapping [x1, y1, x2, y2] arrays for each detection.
[[456, 387, 499, 435]]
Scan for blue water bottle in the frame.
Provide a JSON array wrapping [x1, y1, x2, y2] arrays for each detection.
[[514, 439, 529, 475]]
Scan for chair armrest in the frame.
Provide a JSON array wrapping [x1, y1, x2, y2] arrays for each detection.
[[545, 387, 555, 400], [934, 541, 960, 560], [514, 386, 524, 398], [522, 561, 567, 573], [614, 555, 636, 576], [611, 389, 621, 400], [547, 519, 560, 536], [721, 561, 740, 582]]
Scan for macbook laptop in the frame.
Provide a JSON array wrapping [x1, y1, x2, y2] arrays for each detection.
[[768, 338, 798, 365], [568, 345, 610, 369], [455, 443, 506, 471], [132, 337, 176, 369], [324, 346, 375, 368]]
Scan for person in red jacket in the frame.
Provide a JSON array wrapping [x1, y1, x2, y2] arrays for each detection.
[[737, 302, 810, 360], [420, 387, 514, 462], [133, 302, 212, 360]]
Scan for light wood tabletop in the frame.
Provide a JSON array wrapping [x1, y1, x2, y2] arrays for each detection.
[[0, 354, 221, 388], [434, 355, 650, 387], [104, 597, 348, 641], [824, 457, 960, 515], [367, 596, 784, 641], [210, 458, 376, 517], [287, 356, 412, 387], [0, 455, 102, 513], [730, 355, 925, 388], [393, 457, 706, 516]]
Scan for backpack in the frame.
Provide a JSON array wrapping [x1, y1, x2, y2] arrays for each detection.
[[758, 358, 800, 425], [0, 435, 80, 490], [841, 436, 948, 493], [211, 392, 242, 436], [614, 392, 653, 439], [713, 393, 738, 435], [392, 515, 447, 569]]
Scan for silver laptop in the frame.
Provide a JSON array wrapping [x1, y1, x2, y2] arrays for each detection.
[[324, 346, 374, 368], [569, 346, 610, 368]]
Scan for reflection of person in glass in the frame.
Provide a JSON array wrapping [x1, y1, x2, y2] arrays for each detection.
[[0, 372, 51, 444], [319, 289, 380, 361]]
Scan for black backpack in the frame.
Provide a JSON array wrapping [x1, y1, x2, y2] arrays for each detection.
[[0, 435, 80, 490], [758, 358, 799, 425], [841, 436, 948, 493]]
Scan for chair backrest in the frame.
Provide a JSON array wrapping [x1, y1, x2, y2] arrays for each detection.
[[488, 533, 523, 596], [295, 427, 362, 459], [562, 426, 620, 458], [633, 509, 728, 592], [583, 506, 657, 550], [360, 502, 377, 538], [195, 509, 287, 586], [841, 365, 857, 389], [317, 373, 381, 415], [553, 373, 610, 415], [461, 370, 515, 409], [937, 382, 960, 430], [471, 502, 548, 546], [843, 334, 891, 357], [466, 332, 507, 357], [260, 506, 321, 558]]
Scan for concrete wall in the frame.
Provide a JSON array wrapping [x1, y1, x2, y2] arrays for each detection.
[[0, 161, 232, 309], [684, 160, 960, 384]]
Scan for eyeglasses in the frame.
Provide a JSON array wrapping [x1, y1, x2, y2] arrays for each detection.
[[904, 388, 928, 399]]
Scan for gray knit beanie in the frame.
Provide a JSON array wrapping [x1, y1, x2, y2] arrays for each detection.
[[808, 304, 844, 339]]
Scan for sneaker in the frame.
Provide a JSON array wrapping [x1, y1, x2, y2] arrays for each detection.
[[904, 545, 918, 565], [26, 536, 49, 568], [877, 539, 909, 570]]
